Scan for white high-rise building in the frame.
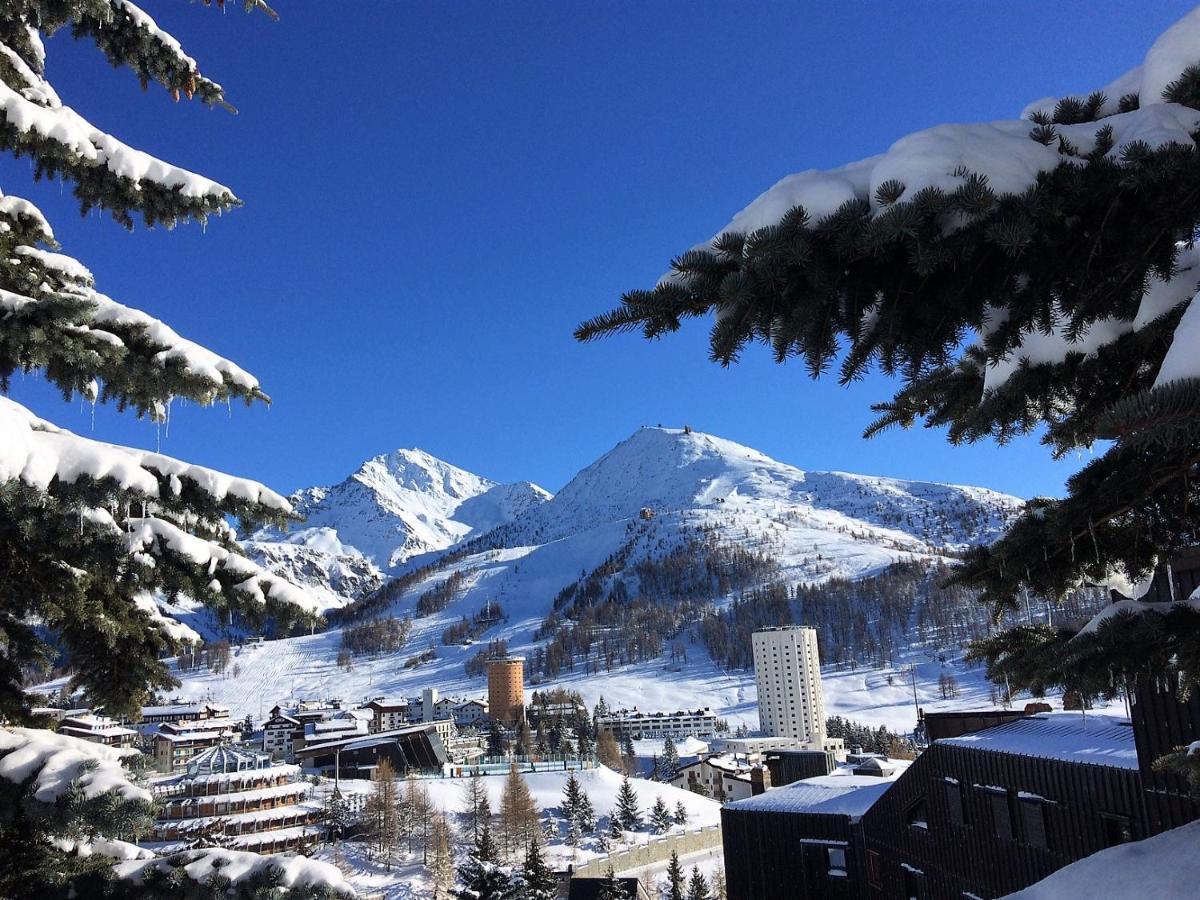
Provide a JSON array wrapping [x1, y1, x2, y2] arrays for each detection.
[[752, 625, 825, 744]]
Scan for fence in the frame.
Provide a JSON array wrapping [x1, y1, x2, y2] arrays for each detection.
[[570, 824, 723, 878]]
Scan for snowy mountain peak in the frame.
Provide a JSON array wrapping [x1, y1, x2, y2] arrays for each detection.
[[247, 448, 551, 602], [514, 425, 1023, 549]]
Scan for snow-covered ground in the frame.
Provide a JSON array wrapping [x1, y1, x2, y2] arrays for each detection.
[[310, 767, 722, 898]]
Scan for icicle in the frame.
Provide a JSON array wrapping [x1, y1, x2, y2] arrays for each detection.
[[1088, 518, 1101, 565], [1168, 561, 1176, 602]]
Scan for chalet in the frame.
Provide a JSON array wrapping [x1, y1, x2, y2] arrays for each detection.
[[261, 710, 300, 759], [672, 754, 757, 802], [451, 698, 489, 727], [58, 713, 137, 748], [361, 698, 411, 733]]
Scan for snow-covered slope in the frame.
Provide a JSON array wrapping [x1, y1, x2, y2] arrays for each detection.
[[246, 449, 550, 602], [140, 426, 1028, 732], [507, 427, 1018, 550]]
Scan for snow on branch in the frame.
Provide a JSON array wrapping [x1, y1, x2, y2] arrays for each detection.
[[124, 515, 323, 614], [0, 726, 149, 804], [0, 396, 291, 514], [112, 848, 354, 895]]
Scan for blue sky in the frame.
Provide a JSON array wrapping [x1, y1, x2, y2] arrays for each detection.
[[5, 1, 1195, 499]]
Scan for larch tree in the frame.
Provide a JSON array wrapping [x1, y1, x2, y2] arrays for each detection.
[[596, 729, 622, 770], [365, 758, 401, 871], [430, 808, 455, 900], [0, 0, 322, 725], [576, 9, 1200, 725], [499, 761, 539, 859]]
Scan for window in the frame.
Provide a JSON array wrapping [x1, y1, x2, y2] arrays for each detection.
[[903, 866, 926, 900], [1019, 799, 1047, 849], [906, 796, 929, 830], [1101, 813, 1133, 847], [826, 846, 847, 877], [866, 850, 883, 890], [988, 791, 1013, 840], [944, 781, 964, 827]]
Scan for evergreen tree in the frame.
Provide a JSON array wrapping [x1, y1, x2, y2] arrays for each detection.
[[660, 736, 680, 781], [574, 10, 1200, 702], [577, 787, 596, 833], [621, 732, 637, 768], [561, 773, 583, 825], [0, 0, 316, 727], [673, 799, 689, 826], [596, 867, 628, 900], [575, 724, 594, 760], [686, 867, 711, 900], [649, 796, 673, 834], [615, 775, 642, 831], [488, 721, 508, 758], [664, 850, 686, 900], [323, 787, 354, 843], [519, 836, 556, 900]]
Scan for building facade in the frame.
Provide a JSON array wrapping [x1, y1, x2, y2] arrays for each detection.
[[487, 656, 525, 727], [595, 707, 718, 742], [752, 626, 825, 744], [58, 713, 137, 748]]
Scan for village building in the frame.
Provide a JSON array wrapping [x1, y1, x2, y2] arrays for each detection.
[[293, 724, 449, 778], [152, 717, 239, 773], [146, 744, 323, 854], [595, 707, 718, 742], [57, 713, 137, 748]]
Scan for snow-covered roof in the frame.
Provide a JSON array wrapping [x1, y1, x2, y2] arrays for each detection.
[[938, 712, 1138, 770], [185, 744, 269, 776], [728, 760, 911, 820], [1005, 819, 1200, 899]]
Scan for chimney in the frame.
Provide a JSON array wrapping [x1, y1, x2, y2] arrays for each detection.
[[751, 765, 771, 796]]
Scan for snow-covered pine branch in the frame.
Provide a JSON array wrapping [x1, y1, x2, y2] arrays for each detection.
[[577, 6, 1200, 615], [113, 848, 354, 898], [0, 23, 236, 227], [0, 726, 150, 806], [0, 1, 310, 731], [0, 728, 353, 898], [0, 190, 267, 411]]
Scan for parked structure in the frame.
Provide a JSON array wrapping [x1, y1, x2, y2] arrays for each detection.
[[752, 626, 825, 745], [595, 707, 718, 742], [487, 656, 525, 727]]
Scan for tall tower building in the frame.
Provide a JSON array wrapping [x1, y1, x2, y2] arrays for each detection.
[[752, 626, 825, 745], [487, 656, 525, 727]]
